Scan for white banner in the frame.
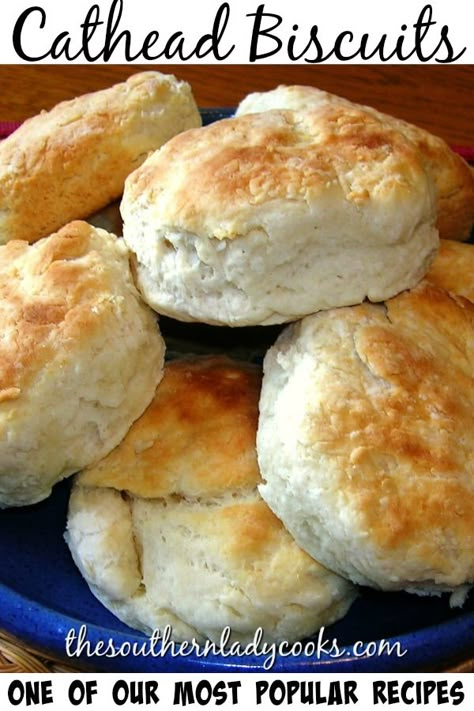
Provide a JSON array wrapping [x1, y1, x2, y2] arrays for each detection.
[[0, 0, 471, 64], [0, 673, 472, 710]]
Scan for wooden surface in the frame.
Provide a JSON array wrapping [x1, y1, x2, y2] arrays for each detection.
[[0, 64, 472, 146]]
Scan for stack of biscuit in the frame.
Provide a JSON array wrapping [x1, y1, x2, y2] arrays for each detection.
[[0, 74, 472, 647], [0, 71, 202, 506]]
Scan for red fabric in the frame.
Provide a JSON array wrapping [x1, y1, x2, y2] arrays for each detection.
[[0, 121, 21, 138]]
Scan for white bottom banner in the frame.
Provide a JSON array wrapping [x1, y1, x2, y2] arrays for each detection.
[[0, 673, 471, 710]]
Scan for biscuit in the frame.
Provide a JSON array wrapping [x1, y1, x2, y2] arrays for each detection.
[[0, 71, 201, 244], [122, 105, 437, 326], [0, 221, 165, 507], [426, 239, 474, 302], [257, 282, 474, 596], [66, 357, 356, 644], [236, 84, 474, 243]]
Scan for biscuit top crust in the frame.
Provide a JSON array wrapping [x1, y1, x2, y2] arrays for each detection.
[[299, 282, 473, 560], [78, 357, 262, 498], [0, 71, 201, 244], [123, 104, 433, 241], [237, 84, 474, 242], [0, 71, 194, 176], [0, 221, 133, 404], [426, 239, 474, 302]]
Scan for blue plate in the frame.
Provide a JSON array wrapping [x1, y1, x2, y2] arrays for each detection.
[[0, 479, 472, 672], [0, 109, 472, 673]]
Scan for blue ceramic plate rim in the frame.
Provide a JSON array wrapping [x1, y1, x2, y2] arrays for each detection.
[[0, 108, 472, 673], [1, 577, 473, 673]]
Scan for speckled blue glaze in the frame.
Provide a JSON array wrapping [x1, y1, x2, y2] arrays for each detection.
[[0, 109, 472, 673]]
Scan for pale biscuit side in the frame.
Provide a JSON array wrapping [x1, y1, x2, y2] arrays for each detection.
[[122, 106, 438, 326]]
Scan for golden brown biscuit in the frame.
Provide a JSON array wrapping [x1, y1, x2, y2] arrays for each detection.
[[237, 84, 474, 242], [0, 221, 165, 507], [257, 282, 474, 598], [0, 71, 201, 244], [66, 357, 356, 644], [426, 239, 474, 302], [122, 104, 437, 326]]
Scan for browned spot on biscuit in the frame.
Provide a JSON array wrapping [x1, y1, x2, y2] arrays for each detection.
[[79, 357, 262, 498]]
